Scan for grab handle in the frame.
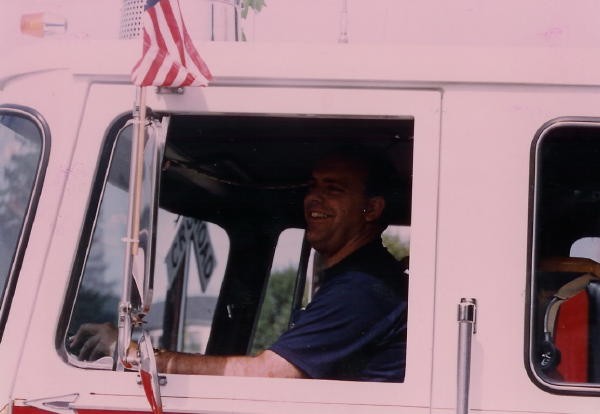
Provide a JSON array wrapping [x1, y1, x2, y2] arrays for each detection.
[[457, 298, 477, 414]]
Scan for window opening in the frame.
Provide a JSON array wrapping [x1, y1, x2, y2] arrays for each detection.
[[251, 228, 304, 354], [65, 113, 413, 383], [530, 121, 600, 389], [153, 216, 228, 354]]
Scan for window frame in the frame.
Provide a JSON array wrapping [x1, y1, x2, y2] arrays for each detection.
[[145, 87, 440, 409], [0, 105, 50, 340], [50, 86, 440, 413], [527, 116, 600, 395]]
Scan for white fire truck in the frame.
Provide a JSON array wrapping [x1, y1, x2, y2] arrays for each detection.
[[3, 2, 600, 413]]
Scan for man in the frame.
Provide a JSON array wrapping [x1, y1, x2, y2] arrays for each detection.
[[71, 147, 408, 382]]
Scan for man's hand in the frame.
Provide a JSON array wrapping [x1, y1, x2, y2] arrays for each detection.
[[69, 322, 118, 361]]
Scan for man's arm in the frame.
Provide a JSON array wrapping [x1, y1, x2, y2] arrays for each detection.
[[156, 349, 307, 378], [70, 323, 306, 378]]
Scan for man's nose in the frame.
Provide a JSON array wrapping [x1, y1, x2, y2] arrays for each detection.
[[304, 186, 323, 204]]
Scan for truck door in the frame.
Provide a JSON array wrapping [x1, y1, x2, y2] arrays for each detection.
[[16, 85, 441, 414], [430, 87, 600, 414]]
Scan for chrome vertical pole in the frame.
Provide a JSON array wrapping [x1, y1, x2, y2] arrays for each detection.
[[457, 298, 477, 414], [117, 85, 147, 370], [338, 0, 349, 43]]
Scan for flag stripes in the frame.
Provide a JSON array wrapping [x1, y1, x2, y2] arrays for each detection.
[[131, 0, 212, 87]]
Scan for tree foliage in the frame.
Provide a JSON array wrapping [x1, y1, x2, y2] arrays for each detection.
[[251, 266, 295, 354], [68, 220, 117, 337], [0, 142, 39, 282], [240, 0, 266, 18]]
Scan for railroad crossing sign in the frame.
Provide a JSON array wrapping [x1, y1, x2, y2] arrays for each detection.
[[165, 217, 215, 292]]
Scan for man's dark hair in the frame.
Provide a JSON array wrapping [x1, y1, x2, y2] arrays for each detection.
[[321, 145, 400, 226]]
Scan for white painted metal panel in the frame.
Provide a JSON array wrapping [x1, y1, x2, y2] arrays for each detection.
[[431, 86, 600, 413]]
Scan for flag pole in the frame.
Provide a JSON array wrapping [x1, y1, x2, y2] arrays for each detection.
[[130, 85, 147, 256], [117, 84, 147, 370], [119, 0, 212, 374]]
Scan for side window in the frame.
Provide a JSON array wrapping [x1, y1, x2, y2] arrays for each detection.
[[0, 109, 46, 339], [530, 120, 600, 390], [64, 121, 229, 367], [67, 128, 128, 343], [251, 228, 304, 354]]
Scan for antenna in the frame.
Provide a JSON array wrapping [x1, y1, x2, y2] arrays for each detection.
[[338, 0, 349, 43]]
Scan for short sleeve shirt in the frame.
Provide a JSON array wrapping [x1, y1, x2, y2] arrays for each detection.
[[269, 241, 408, 382]]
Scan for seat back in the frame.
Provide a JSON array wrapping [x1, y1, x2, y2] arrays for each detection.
[[542, 273, 600, 382]]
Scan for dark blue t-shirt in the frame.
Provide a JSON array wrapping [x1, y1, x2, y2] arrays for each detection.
[[269, 241, 408, 382]]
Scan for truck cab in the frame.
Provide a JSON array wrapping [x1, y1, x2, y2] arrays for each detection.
[[3, 12, 600, 413]]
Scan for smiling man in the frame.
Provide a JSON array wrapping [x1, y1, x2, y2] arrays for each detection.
[[152, 147, 409, 381], [265, 148, 409, 381], [71, 147, 409, 382]]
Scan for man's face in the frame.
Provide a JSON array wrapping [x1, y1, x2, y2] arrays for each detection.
[[303, 157, 372, 259]]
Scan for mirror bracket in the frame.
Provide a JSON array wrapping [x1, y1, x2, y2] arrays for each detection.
[[116, 107, 169, 371]]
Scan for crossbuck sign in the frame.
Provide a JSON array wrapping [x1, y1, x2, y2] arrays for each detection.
[[165, 217, 216, 292]]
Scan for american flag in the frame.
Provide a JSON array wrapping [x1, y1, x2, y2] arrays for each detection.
[[131, 0, 213, 87]]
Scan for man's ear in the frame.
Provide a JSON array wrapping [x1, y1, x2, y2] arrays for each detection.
[[364, 196, 385, 222]]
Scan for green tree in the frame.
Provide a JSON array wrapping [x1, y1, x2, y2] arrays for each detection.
[[240, 0, 266, 18], [251, 266, 295, 354], [239, 0, 267, 41]]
